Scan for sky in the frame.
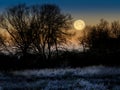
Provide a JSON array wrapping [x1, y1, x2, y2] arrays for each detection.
[[0, 0, 120, 25]]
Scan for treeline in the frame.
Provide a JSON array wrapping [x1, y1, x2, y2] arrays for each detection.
[[77, 19, 120, 67], [81, 19, 120, 53], [0, 4, 120, 71]]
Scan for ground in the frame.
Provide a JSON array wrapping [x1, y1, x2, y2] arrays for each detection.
[[0, 66, 120, 90]]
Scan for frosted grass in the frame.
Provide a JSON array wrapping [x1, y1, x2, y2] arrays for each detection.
[[0, 66, 120, 90]]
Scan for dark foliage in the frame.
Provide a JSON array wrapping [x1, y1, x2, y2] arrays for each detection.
[[0, 50, 120, 71]]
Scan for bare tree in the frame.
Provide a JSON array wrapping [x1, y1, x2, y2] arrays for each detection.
[[28, 5, 47, 59], [0, 4, 33, 56], [38, 4, 72, 59]]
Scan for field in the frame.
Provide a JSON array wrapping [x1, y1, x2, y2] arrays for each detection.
[[0, 66, 120, 90]]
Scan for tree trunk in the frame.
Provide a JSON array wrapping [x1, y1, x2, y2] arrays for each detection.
[[42, 45, 46, 60], [48, 41, 51, 60], [55, 41, 58, 58]]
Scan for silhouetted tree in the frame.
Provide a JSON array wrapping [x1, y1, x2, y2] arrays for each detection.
[[80, 19, 110, 52], [0, 4, 33, 57], [39, 4, 72, 59]]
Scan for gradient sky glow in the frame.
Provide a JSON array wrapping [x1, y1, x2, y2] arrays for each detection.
[[0, 0, 120, 25]]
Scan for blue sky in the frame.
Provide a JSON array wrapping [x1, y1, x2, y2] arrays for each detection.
[[0, 0, 120, 25]]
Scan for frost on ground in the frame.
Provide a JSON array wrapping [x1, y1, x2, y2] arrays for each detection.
[[0, 66, 120, 90]]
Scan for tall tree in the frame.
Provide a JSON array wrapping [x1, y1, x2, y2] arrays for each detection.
[[29, 5, 47, 59], [39, 4, 72, 59], [0, 4, 33, 56]]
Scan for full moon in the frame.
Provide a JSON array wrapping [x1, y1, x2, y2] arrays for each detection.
[[74, 19, 86, 30]]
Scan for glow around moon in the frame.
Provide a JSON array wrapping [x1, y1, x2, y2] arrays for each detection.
[[74, 19, 86, 30]]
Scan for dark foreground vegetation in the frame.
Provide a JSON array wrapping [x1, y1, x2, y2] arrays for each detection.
[[0, 4, 120, 71], [0, 50, 120, 71]]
